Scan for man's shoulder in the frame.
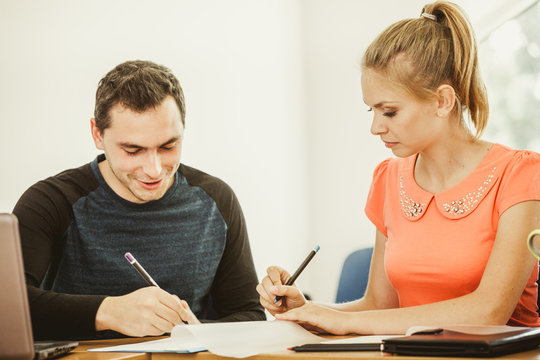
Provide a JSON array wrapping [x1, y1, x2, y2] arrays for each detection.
[[13, 160, 100, 226], [27, 161, 99, 203], [178, 164, 242, 216], [179, 164, 233, 193], [45, 161, 97, 187]]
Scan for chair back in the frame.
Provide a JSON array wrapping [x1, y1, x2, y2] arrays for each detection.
[[336, 247, 373, 303]]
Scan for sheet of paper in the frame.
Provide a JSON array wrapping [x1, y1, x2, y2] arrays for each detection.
[[322, 334, 401, 344], [89, 320, 324, 358], [88, 331, 205, 353], [184, 320, 325, 358]]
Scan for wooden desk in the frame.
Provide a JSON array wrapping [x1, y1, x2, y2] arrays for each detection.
[[66, 337, 150, 360], [68, 336, 540, 360]]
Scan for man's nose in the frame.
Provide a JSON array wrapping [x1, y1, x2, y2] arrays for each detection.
[[143, 151, 162, 178]]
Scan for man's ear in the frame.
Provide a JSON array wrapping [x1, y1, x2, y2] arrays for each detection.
[[90, 118, 105, 150], [435, 84, 456, 118]]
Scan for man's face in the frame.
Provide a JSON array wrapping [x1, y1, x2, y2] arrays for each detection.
[[91, 96, 184, 203]]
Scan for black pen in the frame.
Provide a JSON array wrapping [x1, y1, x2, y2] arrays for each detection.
[[124, 252, 160, 287], [274, 245, 320, 303], [290, 343, 382, 352]]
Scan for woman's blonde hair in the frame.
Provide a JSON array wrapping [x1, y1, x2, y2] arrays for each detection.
[[361, 1, 489, 137]]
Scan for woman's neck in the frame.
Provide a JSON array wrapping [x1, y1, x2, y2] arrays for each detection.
[[414, 129, 493, 194]]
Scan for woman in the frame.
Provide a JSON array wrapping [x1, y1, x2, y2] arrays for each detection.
[[257, 1, 540, 335]]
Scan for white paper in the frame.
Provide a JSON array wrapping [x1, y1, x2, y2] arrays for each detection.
[[184, 320, 325, 358], [89, 320, 324, 358], [88, 330, 205, 353], [322, 334, 401, 344]]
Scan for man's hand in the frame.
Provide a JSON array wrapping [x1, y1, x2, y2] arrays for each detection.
[[95, 287, 200, 337]]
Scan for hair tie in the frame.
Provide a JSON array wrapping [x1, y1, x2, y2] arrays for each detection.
[[421, 12, 437, 21]]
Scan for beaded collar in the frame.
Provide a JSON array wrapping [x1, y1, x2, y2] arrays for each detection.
[[398, 145, 503, 221]]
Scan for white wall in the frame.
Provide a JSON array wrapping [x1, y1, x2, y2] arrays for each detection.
[[0, 0, 511, 303], [0, 0, 309, 288], [299, 0, 427, 302]]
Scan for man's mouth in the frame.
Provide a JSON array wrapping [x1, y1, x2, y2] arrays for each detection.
[[137, 179, 164, 190]]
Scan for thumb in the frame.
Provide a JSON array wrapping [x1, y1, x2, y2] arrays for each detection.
[[275, 307, 301, 321]]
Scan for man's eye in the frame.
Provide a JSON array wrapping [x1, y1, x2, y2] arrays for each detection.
[[161, 146, 175, 151], [125, 149, 140, 156]]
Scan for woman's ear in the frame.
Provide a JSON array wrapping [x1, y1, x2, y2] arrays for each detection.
[[435, 84, 456, 118]]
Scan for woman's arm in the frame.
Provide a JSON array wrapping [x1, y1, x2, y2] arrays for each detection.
[[328, 229, 399, 312], [256, 229, 399, 316], [275, 200, 540, 335]]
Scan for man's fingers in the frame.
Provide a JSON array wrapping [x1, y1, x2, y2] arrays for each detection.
[[151, 313, 176, 334], [175, 299, 200, 324], [156, 300, 183, 325]]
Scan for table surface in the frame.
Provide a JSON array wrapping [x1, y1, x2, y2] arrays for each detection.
[[66, 335, 540, 360]]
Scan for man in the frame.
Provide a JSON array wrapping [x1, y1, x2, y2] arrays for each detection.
[[13, 60, 265, 340]]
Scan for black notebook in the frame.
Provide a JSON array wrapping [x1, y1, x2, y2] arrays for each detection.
[[382, 327, 540, 357]]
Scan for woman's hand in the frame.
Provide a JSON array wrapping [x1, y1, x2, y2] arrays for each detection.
[[275, 302, 353, 335], [256, 266, 307, 316]]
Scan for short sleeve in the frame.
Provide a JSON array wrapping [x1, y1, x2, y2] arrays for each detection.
[[497, 151, 540, 216], [365, 159, 391, 237]]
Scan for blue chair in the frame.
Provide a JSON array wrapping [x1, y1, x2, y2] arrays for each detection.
[[336, 247, 373, 303]]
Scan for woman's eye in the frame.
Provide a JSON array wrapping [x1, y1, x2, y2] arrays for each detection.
[[367, 107, 373, 112], [383, 111, 397, 117]]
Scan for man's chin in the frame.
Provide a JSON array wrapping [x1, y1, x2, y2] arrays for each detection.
[[138, 190, 168, 202], [127, 186, 168, 203]]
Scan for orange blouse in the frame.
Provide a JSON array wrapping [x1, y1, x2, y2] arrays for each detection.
[[365, 144, 540, 326]]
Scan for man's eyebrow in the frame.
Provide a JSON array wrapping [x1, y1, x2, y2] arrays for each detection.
[[119, 143, 144, 150], [119, 136, 181, 150], [160, 136, 181, 147]]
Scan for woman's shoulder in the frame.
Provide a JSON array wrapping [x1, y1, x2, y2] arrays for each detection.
[[490, 143, 540, 171], [372, 155, 415, 176]]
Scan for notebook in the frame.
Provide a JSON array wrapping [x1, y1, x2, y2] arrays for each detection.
[[382, 326, 540, 357], [0, 213, 78, 360]]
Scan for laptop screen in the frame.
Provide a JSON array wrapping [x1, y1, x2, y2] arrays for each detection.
[[0, 213, 34, 360], [0, 213, 77, 360]]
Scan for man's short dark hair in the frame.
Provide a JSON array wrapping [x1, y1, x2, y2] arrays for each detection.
[[94, 60, 186, 133]]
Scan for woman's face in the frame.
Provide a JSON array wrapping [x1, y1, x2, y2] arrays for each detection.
[[361, 68, 443, 158]]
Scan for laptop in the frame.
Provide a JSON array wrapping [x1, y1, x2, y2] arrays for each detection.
[[0, 213, 78, 360]]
